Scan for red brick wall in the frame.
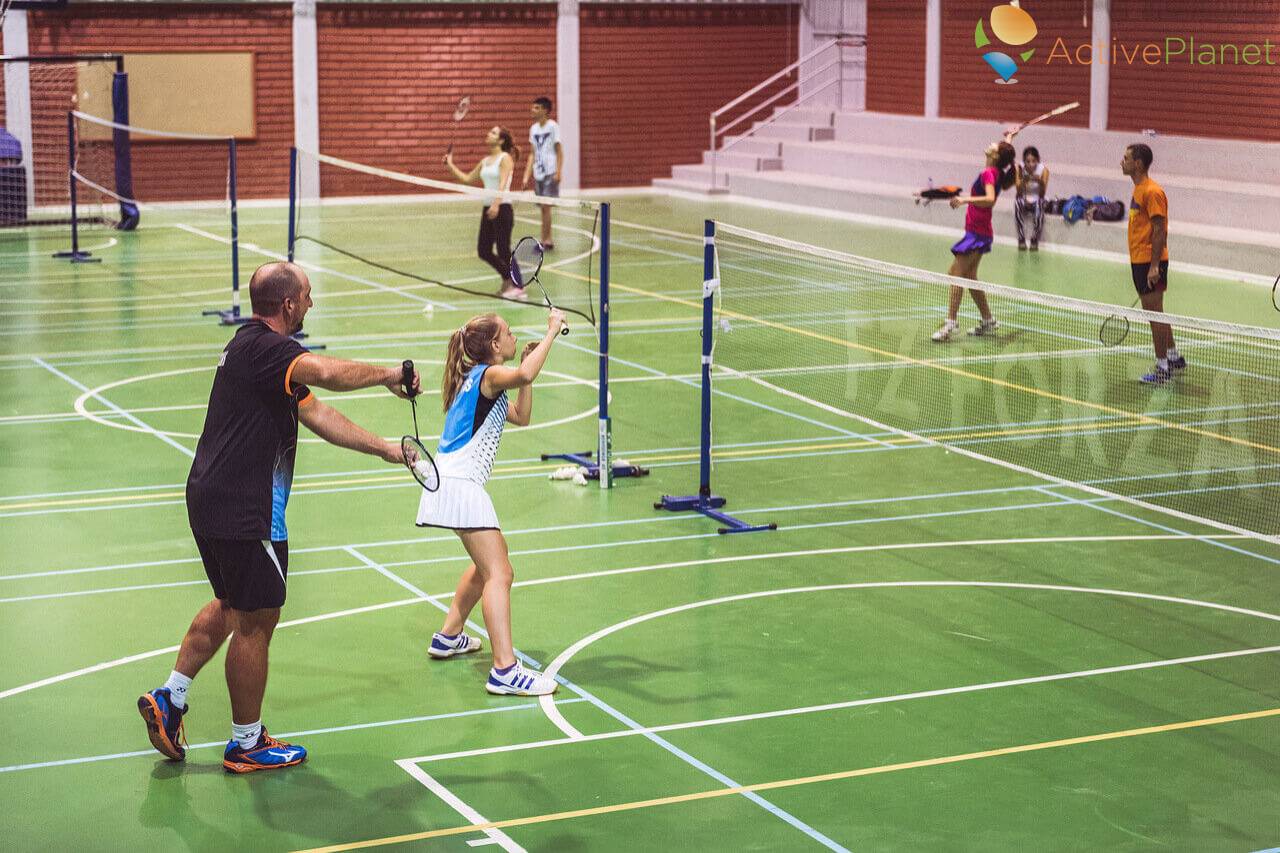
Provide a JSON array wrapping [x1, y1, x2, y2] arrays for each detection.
[[24, 4, 292, 201], [316, 4, 556, 196], [579, 4, 797, 187], [866, 0, 926, 115], [940, 0, 1090, 128], [1109, 1, 1280, 142]]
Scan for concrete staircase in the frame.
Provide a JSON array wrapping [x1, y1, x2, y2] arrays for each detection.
[[654, 109, 1280, 274]]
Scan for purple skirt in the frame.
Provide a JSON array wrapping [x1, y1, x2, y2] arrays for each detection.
[[951, 232, 994, 255]]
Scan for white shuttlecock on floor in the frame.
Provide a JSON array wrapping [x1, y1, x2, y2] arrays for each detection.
[[549, 465, 579, 480], [572, 471, 588, 486]]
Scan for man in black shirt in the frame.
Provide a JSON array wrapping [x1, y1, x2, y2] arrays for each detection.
[[138, 261, 420, 773]]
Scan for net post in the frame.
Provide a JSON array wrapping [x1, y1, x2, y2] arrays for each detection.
[[228, 138, 241, 321], [287, 147, 298, 262], [53, 110, 99, 263], [597, 201, 613, 489], [654, 218, 774, 534]]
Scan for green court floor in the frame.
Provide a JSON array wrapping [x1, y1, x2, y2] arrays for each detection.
[[1, 194, 1278, 851]]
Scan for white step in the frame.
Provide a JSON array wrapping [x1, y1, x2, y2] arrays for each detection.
[[701, 150, 782, 171]]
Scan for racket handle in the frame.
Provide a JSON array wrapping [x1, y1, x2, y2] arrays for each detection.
[[559, 322, 569, 336], [401, 359, 417, 397]]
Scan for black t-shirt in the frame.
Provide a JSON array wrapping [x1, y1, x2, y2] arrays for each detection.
[[186, 321, 314, 540]]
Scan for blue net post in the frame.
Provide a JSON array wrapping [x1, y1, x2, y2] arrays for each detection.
[[540, 200, 646, 485], [287, 147, 297, 262], [655, 219, 774, 534], [111, 71, 139, 230], [53, 111, 99, 263]]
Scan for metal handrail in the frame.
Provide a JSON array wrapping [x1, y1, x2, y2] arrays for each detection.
[[708, 37, 857, 190]]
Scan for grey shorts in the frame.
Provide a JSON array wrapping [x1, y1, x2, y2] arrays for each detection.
[[534, 177, 559, 198]]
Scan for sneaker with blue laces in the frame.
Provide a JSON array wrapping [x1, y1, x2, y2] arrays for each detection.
[[137, 688, 187, 761], [486, 661, 557, 696], [429, 630, 483, 659], [1140, 365, 1172, 385], [222, 728, 307, 774]]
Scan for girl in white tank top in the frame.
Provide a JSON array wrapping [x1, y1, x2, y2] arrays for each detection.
[[444, 126, 522, 297]]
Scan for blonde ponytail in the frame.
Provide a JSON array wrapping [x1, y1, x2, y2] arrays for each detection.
[[441, 313, 502, 410]]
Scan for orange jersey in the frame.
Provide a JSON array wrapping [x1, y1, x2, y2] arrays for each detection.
[[1127, 177, 1169, 264]]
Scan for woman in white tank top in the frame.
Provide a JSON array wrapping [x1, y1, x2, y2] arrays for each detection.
[[445, 126, 522, 297]]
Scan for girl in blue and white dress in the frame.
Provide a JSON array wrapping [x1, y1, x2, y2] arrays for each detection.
[[418, 309, 565, 696]]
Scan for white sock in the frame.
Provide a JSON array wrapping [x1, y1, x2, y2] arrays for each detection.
[[163, 670, 192, 710], [1168, 347, 1181, 360], [232, 720, 263, 750], [1157, 358, 1169, 370]]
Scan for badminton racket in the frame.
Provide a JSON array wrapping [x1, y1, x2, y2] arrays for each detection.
[[399, 359, 439, 491], [445, 96, 471, 158], [510, 236, 568, 335], [1004, 102, 1081, 142]]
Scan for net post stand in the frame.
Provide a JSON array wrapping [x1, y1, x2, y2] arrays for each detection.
[[203, 137, 248, 325], [655, 219, 774, 535], [541, 201, 646, 483], [52, 111, 100, 263]]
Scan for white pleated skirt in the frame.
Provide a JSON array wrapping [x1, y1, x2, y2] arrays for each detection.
[[416, 476, 500, 530]]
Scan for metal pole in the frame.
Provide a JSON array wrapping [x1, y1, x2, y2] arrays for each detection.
[[66, 111, 78, 258], [287, 146, 298, 262], [698, 219, 716, 501], [228, 138, 241, 320], [597, 202, 612, 489]]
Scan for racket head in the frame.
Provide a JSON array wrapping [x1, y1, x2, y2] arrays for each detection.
[[401, 435, 440, 492], [1272, 271, 1279, 313], [453, 96, 471, 122], [510, 237, 544, 288], [1099, 313, 1130, 347]]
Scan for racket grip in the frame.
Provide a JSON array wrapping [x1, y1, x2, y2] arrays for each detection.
[[401, 360, 417, 397], [559, 322, 569, 336]]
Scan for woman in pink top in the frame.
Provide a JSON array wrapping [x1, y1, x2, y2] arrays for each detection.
[[932, 140, 1016, 342]]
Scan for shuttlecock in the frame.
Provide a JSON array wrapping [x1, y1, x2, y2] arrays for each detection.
[[572, 471, 588, 486], [414, 460, 433, 477], [422, 303, 435, 316], [550, 465, 578, 480]]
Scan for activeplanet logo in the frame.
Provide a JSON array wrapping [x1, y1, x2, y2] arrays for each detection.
[[975, 1, 1037, 84]]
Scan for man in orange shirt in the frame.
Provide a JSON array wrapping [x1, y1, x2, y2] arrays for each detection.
[[1122, 143, 1184, 384]]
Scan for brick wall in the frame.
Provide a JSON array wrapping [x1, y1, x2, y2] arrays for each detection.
[[579, 4, 797, 187], [866, 0, 926, 115], [1109, 0, 1280, 142], [316, 4, 556, 196], [940, 0, 1090, 129], [25, 4, 293, 201]]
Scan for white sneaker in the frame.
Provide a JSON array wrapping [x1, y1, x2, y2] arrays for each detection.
[[486, 661, 558, 696], [968, 318, 1000, 337], [428, 631, 482, 659], [931, 320, 958, 342]]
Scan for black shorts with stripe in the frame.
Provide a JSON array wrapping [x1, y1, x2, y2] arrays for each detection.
[[194, 534, 288, 611], [1131, 260, 1169, 295]]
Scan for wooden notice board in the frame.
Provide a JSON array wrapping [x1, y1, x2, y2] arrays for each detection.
[[77, 52, 256, 141]]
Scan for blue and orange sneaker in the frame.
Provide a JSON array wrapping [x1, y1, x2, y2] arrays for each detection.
[[222, 728, 307, 774], [137, 688, 187, 761]]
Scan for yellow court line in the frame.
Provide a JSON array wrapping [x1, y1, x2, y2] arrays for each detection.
[[293, 706, 1280, 853], [606, 280, 1280, 457]]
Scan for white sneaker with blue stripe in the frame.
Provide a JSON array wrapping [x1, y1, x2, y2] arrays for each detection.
[[486, 661, 557, 696], [428, 631, 483, 659]]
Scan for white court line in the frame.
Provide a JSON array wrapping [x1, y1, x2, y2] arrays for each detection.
[[535, 580, 1280, 737], [32, 358, 194, 459], [0, 698, 588, 774], [403, 641, 1280, 767], [397, 761, 526, 853], [346, 548, 848, 852]]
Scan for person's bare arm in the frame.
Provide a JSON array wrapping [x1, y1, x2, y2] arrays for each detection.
[[951, 181, 997, 209], [506, 342, 539, 426], [290, 353, 417, 397], [482, 311, 564, 397], [444, 153, 483, 185], [299, 399, 403, 463], [1040, 167, 1050, 196], [1148, 216, 1168, 286], [554, 141, 564, 183]]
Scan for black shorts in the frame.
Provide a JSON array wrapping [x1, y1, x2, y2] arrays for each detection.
[[193, 534, 288, 611], [1131, 260, 1169, 295]]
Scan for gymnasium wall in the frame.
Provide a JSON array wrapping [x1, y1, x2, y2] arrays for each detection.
[[864, 1, 1280, 144], [315, 4, 556, 197], [24, 3, 293, 201], [578, 3, 797, 187], [865, 0, 925, 115]]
